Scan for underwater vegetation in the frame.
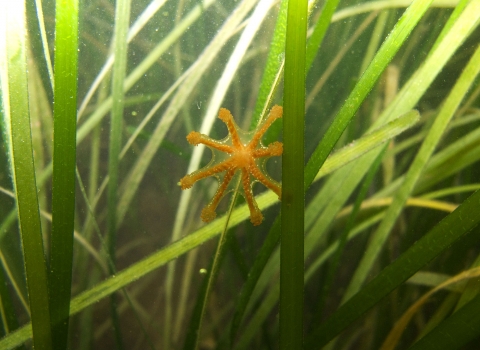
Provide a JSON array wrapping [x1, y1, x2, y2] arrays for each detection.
[[1, 0, 480, 349]]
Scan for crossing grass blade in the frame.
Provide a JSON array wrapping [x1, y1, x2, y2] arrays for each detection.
[[105, 0, 132, 347]]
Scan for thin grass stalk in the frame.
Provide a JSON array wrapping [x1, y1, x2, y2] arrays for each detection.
[[381, 265, 480, 349], [306, 11, 378, 109], [332, 0, 458, 21], [75, 80, 109, 349], [250, 0, 288, 129], [107, 0, 131, 270], [173, 0, 193, 134], [34, 0, 54, 90], [27, 51, 50, 239], [407, 284, 480, 349], [3, 2, 52, 349], [183, 180, 241, 350], [106, 0, 132, 347], [0, 262, 19, 337], [78, 77, 109, 281], [77, 0, 170, 119], [0, 250, 29, 315], [359, 11, 389, 75], [305, 0, 341, 70], [453, 252, 480, 310], [49, 0, 79, 348], [281, 0, 307, 348]]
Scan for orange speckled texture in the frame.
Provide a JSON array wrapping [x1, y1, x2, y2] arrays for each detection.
[[179, 106, 283, 225]]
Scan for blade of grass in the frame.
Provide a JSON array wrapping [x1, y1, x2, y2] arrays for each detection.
[[2, 2, 52, 349], [281, 0, 307, 348], [25, 0, 53, 102], [314, 111, 420, 180], [34, 0, 54, 91], [306, 11, 379, 110], [106, 0, 132, 347], [183, 181, 241, 350], [305, 189, 480, 348], [249, 0, 288, 129], [305, 0, 341, 71], [107, 0, 131, 266], [381, 266, 480, 349], [48, 0, 79, 348], [0, 258, 21, 338], [343, 41, 480, 302], [0, 247, 29, 316], [358, 10, 389, 76], [332, 0, 459, 22]]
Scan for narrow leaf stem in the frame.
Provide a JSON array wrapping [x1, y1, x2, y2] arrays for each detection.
[[281, 0, 307, 348]]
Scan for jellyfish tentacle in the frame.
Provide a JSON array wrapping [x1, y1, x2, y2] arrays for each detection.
[[250, 105, 283, 148], [253, 141, 283, 158], [249, 162, 281, 199], [179, 159, 232, 190], [218, 108, 243, 148], [241, 168, 263, 226], [201, 168, 236, 222], [187, 131, 233, 153]]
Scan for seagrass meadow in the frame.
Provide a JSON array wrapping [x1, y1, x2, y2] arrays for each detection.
[[1, 0, 480, 349]]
